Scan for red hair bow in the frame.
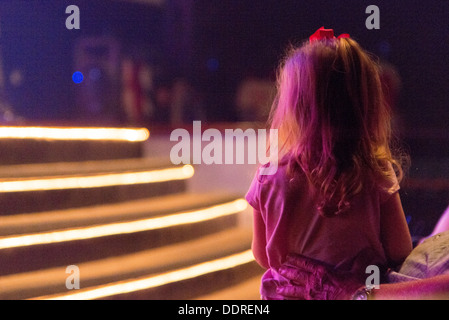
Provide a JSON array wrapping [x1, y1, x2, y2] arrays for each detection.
[[309, 26, 350, 42]]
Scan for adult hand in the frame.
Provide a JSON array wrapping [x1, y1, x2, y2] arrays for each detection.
[[276, 253, 363, 300]]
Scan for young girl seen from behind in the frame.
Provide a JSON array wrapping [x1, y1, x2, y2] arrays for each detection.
[[246, 27, 413, 299]]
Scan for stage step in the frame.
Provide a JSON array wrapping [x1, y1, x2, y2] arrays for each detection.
[[0, 126, 149, 165], [0, 227, 258, 300], [0, 192, 246, 275], [194, 275, 262, 300], [0, 157, 172, 179], [0, 158, 191, 215]]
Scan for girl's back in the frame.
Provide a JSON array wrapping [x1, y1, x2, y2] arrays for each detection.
[[246, 160, 398, 299], [247, 27, 412, 299]]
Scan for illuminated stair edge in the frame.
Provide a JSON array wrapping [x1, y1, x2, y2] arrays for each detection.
[[34, 249, 255, 300], [0, 165, 194, 193], [0, 199, 248, 249]]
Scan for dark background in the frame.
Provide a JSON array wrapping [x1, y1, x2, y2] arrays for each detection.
[[0, 0, 448, 131]]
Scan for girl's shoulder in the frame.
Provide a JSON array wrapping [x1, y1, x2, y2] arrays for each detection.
[[256, 157, 305, 186], [374, 161, 400, 202]]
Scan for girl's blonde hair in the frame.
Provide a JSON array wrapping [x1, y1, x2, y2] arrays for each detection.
[[269, 37, 406, 216]]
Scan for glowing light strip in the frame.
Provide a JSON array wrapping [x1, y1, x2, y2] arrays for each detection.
[[0, 199, 247, 250], [38, 249, 254, 300], [0, 165, 194, 193], [0, 127, 150, 142]]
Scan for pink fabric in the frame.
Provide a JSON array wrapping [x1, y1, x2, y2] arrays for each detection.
[[246, 161, 399, 299]]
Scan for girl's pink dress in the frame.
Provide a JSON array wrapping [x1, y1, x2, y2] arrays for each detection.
[[246, 161, 399, 299]]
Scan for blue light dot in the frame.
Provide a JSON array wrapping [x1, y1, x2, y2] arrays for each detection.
[[406, 215, 412, 224], [378, 41, 391, 56], [206, 58, 219, 72], [72, 71, 84, 84]]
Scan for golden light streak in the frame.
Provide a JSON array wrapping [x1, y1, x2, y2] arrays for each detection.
[[0, 199, 247, 250], [0, 126, 150, 142], [38, 249, 255, 300], [0, 165, 194, 193]]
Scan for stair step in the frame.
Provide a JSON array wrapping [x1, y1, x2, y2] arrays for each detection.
[[0, 158, 192, 215], [0, 191, 242, 235], [0, 227, 256, 300], [194, 275, 262, 300], [0, 157, 171, 179], [0, 192, 247, 275], [0, 126, 149, 165]]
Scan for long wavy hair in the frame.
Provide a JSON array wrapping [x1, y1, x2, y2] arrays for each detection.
[[269, 37, 406, 216]]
